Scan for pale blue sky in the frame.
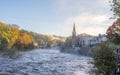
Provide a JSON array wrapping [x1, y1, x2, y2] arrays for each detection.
[[0, 0, 114, 36]]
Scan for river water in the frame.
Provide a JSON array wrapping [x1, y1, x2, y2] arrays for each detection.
[[0, 49, 94, 75]]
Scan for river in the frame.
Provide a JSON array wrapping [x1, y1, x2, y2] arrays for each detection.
[[0, 48, 94, 75]]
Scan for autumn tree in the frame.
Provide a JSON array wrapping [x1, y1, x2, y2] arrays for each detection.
[[0, 22, 9, 42], [0, 22, 13, 50], [106, 19, 120, 44], [7, 24, 19, 48], [14, 30, 34, 49]]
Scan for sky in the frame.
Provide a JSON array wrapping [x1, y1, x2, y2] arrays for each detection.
[[0, 0, 114, 36]]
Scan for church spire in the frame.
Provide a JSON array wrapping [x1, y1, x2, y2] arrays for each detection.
[[72, 22, 76, 37], [72, 22, 76, 48]]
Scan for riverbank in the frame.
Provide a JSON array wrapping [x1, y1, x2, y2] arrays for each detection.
[[60, 47, 91, 56]]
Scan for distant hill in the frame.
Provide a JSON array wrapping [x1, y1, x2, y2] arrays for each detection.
[[51, 35, 66, 41], [79, 33, 95, 38], [30, 31, 66, 42], [29, 31, 66, 47]]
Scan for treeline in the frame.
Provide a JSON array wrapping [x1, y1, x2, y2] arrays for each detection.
[[0, 22, 34, 51], [30, 32, 65, 48], [0, 22, 65, 51]]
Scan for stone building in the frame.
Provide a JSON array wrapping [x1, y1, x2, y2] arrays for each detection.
[[72, 23, 76, 48], [71, 23, 107, 48]]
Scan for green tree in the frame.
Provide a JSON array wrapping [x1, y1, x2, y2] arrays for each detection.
[[110, 0, 120, 25], [65, 36, 72, 47], [91, 42, 116, 75], [111, 0, 120, 17]]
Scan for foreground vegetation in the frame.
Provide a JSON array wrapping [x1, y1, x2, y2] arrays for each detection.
[[91, 42, 117, 75], [90, 1, 120, 74]]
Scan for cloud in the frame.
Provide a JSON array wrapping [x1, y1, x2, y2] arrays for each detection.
[[62, 13, 112, 36], [65, 13, 108, 26], [53, 0, 85, 13], [53, 0, 111, 14], [52, 0, 114, 36], [97, 0, 111, 7]]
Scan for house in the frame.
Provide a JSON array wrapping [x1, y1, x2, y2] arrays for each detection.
[[71, 23, 107, 47]]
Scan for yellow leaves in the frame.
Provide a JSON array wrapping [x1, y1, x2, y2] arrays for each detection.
[[0, 22, 6, 28], [16, 30, 34, 48], [0, 22, 34, 50]]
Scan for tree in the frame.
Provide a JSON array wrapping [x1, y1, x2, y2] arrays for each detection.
[[91, 42, 116, 75], [110, 0, 120, 18], [110, 0, 120, 26], [14, 30, 34, 49], [7, 24, 19, 48], [65, 36, 72, 47], [0, 22, 35, 51], [106, 19, 120, 44], [30, 32, 63, 47], [0, 22, 11, 50]]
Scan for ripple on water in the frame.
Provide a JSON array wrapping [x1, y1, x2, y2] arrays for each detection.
[[0, 49, 94, 75]]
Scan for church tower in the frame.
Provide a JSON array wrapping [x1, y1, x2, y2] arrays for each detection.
[[72, 23, 76, 37], [72, 23, 76, 48]]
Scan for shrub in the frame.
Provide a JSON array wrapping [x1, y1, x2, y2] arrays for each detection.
[[91, 42, 117, 75]]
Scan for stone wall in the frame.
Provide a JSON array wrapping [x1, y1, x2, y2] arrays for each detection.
[[60, 47, 90, 56]]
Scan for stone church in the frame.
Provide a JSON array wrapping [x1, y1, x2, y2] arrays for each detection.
[[72, 23, 76, 48], [71, 23, 107, 48]]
